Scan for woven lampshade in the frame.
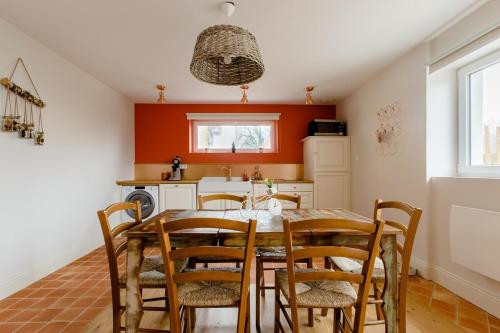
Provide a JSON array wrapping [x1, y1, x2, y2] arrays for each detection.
[[190, 25, 265, 86]]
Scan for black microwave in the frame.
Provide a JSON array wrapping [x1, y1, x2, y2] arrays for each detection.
[[308, 119, 346, 136]]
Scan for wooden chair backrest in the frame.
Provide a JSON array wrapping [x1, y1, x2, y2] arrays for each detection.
[[373, 199, 422, 295], [283, 218, 385, 333], [197, 194, 247, 210], [97, 201, 142, 296], [156, 217, 257, 333], [254, 193, 301, 209]]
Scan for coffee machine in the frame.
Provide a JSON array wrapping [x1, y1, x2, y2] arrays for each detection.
[[168, 155, 182, 180]]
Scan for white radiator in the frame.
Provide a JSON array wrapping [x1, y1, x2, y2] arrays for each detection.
[[450, 205, 500, 282]]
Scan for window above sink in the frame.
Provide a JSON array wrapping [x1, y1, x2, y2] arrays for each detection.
[[187, 113, 280, 154]]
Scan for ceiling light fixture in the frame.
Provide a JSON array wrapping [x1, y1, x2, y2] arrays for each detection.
[[305, 86, 314, 105], [157, 84, 166, 104], [240, 85, 249, 104], [190, 3, 264, 86]]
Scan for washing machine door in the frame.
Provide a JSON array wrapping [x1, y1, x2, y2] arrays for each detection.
[[124, 190, 155, 219]]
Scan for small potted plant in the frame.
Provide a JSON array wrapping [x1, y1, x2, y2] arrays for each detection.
[[264, 178, 277, 195]]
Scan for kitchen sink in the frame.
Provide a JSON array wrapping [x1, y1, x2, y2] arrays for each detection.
[[197, 176, 253, 193]]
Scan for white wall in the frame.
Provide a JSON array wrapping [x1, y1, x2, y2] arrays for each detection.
[[338, 1, 500, 317], [0, 18, 134, 298], [337, 43, 431, 268]]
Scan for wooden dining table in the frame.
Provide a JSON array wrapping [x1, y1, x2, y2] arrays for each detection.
[[124, 208, 401, 333]]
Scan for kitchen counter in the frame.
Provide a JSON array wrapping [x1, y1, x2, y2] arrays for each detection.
[[116, 180, 200, 186], [117, 179, 314, 186], [251, 179, 314, 184]]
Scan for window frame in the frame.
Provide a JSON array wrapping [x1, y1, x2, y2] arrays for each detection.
[[186, 113, 280, 154], [458, 48, 500, 177]]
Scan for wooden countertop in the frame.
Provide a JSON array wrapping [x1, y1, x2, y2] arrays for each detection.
[[116, 180, 200, 185], [252, 179, 314, 184], [116, 179, 314, 186]]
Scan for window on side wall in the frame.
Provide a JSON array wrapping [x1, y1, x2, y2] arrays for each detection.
[[187, 113, 280, 153], [458, 49, 500, 177]]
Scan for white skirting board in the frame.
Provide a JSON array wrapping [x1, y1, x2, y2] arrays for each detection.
[[449, 205, 500, 282], [412, 256, 500, 318]]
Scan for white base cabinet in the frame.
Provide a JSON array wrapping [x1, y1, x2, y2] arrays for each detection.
[[253, 183, 313, 209], [303, 136, 351, 209], [159, 184, 197, 210]]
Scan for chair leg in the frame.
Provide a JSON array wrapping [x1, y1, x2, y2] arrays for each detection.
[[185, 306, 192, 333], [165, 288, 169, 309], [190, 307, 196, 329], [274, 276, 280, 333], [308, 308, 314, 327], [334, 308, 341, 333], [307, 258, 313, 269], [325, 256, 332, 269], [343, 307, 352, 333], [188, 257, 196, 269], [246, 297, 251, 333], [256, 256, 262, 332], [374, 282, 384, 321], [112, 303, 121, 333], [259, 258, 266, 297]]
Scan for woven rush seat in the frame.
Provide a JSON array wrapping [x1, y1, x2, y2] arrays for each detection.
[[329, 256, 390, 281], [176, 267, 242, 307], [276, 269, 357, 308], [255, 246, 303, 260], [118, 256, 188, 286]]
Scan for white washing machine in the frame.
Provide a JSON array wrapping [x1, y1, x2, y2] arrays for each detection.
[[121, 185, 159, 221]]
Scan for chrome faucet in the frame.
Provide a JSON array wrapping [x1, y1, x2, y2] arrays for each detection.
[[221, 165, 232, 181]]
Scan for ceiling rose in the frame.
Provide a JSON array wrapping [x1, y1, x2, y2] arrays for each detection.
[[190, 24, 265, 86]]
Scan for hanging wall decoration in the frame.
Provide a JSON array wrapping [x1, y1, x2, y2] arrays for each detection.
[[1, 58, 46, 145], [375, 101, 402, 156]]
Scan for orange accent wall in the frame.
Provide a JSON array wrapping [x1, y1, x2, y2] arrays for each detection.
[[135, 104, 336, 163]]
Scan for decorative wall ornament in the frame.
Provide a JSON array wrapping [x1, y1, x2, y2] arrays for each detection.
[[1, 58, 45, 145], [375, 101, 402, 156]]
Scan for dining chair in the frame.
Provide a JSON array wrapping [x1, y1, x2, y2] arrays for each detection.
[[197, 193, 248, 210], [195, 194, 248, 268], [254, 194, 312, 332], [327, 199, 422, 333], [275, 217, 385, 333], [97, 201, 188, 333], [156, 217, 257, 333]]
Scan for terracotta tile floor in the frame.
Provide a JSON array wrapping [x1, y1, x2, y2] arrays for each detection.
[[0, 245, 498, 333]]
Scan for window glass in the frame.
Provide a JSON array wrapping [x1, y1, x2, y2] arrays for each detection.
[[192, 121, 276, 153], [469, 61, 500, 166]]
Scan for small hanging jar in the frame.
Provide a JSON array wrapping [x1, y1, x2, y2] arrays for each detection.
[[25, 98, 35, 139], [11, 86, 23, 132], [35, 106, 44, 145], [2, 81, 14, 132], [19, 94, 29, 137]]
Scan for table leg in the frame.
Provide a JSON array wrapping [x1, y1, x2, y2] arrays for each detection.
[[126, 237, 144, 333], [380, 235, 398, 333]]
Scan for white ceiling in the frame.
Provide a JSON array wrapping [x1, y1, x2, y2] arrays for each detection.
[[0, 0, 481, 104]]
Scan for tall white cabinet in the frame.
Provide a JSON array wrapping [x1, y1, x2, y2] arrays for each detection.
[[303, 136, 351, 209]]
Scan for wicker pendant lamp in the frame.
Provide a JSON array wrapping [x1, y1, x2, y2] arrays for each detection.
[[190, 24, 265, 86]]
